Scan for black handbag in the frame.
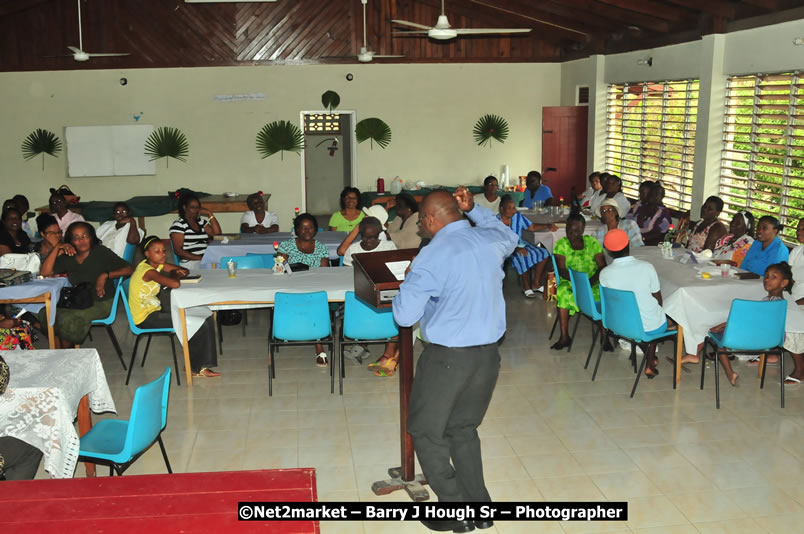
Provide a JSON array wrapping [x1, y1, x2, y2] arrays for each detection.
[[57, 283, 94, 310]]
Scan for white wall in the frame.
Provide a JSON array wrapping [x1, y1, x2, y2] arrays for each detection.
[[0, 63, 560, 233]]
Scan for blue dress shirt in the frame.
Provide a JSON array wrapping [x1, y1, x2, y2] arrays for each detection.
[[392, 204, 518, 347], [740, 236, 789, 276], [521, 186, 553, 208]]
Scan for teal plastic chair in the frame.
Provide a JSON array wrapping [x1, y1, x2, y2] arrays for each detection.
[[339, 291, 398, 395], [569, 269, 605, 370], [90, 277, 127, 370], [268, 291, 334, 396], [120, 279, 181, 387], [597, 286, 678, 397], [701, 299, 787, 409], [219, 255, 266, 270], [78, 368, 172, 476], [122, 242, 137, 264], [245, 253, 276, 269]]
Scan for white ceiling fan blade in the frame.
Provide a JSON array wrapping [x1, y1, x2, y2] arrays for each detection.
[[391, 19, 433, 30], [86, 53, 131, 57], [68, 46, 83, 54], [371, 55, 405, 58], [392, 30, 430, 35], [454, 28, 532, 34]]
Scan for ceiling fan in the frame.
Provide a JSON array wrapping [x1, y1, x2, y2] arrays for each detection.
[[53, 0, 130, 61], [392, 0, 531, 41], [323, 0, 404, 63]]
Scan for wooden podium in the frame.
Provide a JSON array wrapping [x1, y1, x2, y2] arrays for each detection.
[[352, 249, 430, 501]]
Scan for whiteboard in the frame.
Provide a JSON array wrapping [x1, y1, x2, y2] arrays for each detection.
[[66, 125, 156, 177]]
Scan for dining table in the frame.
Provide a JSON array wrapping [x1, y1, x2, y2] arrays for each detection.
[[0, 348, 116, 478], [169, 267, 354, 386], [199, 231, 347, 268], [0, 277, 71, 349], [632, 247, 804, 383]]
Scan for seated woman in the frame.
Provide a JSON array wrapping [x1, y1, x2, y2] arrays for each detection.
[[337, 217, 400, 375], [625, 181, 653, 219], [47, 191, 85, 234], [39, 221, 133, 348], [626, 181, 672, 246], [741, 215, 789, 276], [581, 172, 602, 210], [713, 211, 754, 267], [590, 174, 631, 217], [11, 195, 35, 241], [278, 213, 331, 368], [34, 213, 61, 259], [386, 193, 421, 250], [169, 193, 221, 271], [593, 198, 644, 255], [474, 176, 501, 212], [130, 236, 219, 377], [552, 213, 607, 350], [520, 171, 553, 208], [0, 207, 32, 256], [240, 192, 279, 234], [685, 196, 727, 253], [95, 202, 144, 259], [329, 187, 364, 232], [497, 195, 553, 298]]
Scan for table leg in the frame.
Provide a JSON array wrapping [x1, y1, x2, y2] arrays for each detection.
[[45, 293, 55, 349], [77, 395, 95, 477], [675, 325, 684, 385], [179, 308, 193, 387]]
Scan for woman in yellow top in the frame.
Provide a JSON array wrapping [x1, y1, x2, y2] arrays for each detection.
[[328, 187, 364, 232], [129, 236, 220, 377]]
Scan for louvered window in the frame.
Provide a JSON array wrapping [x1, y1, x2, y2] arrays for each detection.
[[720, 72, 804, 243], [605, 80, 699, 211], [304, 113, 341, 134]]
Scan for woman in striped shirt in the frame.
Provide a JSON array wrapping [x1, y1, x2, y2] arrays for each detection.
[[169, 194, 221, 270]]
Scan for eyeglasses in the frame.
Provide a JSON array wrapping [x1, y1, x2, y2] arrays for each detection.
[[44, 230, 63, 236]]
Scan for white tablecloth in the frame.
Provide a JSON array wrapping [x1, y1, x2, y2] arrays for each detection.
[[632, 247, 804, 353], [0, 277, 70, 325], [170, 267, 355, 341], [200, 231, 347, 268], [0, 349, 116, 478]]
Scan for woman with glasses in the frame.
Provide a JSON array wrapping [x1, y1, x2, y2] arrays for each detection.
[[95, 202, 144, 259], [35, 213, 62, 258]]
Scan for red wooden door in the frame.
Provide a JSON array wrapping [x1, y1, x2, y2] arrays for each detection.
[[542, 106, 589, 204]]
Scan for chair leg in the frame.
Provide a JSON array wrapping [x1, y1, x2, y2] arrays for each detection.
[[672, 337, 678, 390], [591, 342, 605, 381], [141, 334, 153, 367], [760, 353, 768, 389], [780, 350, 785, 409], [87, 329, 93, 342], [109, 465, 113, 476], [243, 310, 248, 336], [106, 325, 126, 370], [339, 339, 345, 396], [584, 326, 599, 370], [329, 340, 335, 395], [700, 339, 707, 391], [125, 336, 142, 385], [567, 313, 582, 352], [157, 435, 173, 474], [268, 343, 274, 397], [631, 343, 637, 373], [169, 335, 180, 386], [714, 346, 721, 409], [630, 352, 648, 398], [549, 314, 559, 340]]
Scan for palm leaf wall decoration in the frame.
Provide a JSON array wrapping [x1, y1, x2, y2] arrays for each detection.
[[21, 128, 62, 170], [256, 120, 305, 160], [321, 90, 341, 111], [144, 127, 189, 167], [473, 114, 509, 147], [355, 118, 392, 150]]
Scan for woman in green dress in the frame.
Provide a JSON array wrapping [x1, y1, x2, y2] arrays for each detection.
[[551, 213, 607, 350]]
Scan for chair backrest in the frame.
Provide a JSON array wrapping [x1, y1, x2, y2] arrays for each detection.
[[721, 299, 787, 351], [551, 254, 561, 287], [122, 368, 171, 460], [122, 243, 137, 264], [569, 268, 601, 320], [120, 278, 173, 335], [343, 291, 398, 340], [338, 256, 344, 267], [273, 291, 331, 341], [219, 255, 265, 270], [600, 286, 647, 341], [245, 253, 275, 269]]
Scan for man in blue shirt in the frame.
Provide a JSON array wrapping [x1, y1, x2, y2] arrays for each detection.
[[393, 187, 517, 532], [519, 170, 553, 208]]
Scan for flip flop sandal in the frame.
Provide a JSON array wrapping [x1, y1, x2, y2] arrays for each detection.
[[523, 289, 536, 298], [783, 375, 802, 385], [315, 353, 328, 368], [371, 357, 398, 377], [192, 368, 220, 377]]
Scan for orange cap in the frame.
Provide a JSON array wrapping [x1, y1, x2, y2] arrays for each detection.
[[603, 228, 629, 252]]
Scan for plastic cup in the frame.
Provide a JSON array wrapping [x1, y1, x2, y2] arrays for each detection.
[[227, 261, 237, 278], [721, 264, 730, 278]]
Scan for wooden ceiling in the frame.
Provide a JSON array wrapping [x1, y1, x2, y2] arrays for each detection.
[[1, 0, 801, 71]]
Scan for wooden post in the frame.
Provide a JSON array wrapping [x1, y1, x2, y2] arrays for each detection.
[[76, 395, 95, 477], [178, 308, 193, 387], [675, 325, 684, 385], [398, 325, 414, 481], [44, 293, 55, 349]]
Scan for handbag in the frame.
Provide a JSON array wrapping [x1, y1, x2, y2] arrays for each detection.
[[57, 283, 94, 310], [0, 253, 40, 275]]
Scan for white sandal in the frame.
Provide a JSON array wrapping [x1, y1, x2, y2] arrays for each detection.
[[315, 352, 328, 368], [523, 289, 536, 298]]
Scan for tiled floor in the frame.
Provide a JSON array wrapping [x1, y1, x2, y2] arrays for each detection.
[[43, 272, 804, 533]]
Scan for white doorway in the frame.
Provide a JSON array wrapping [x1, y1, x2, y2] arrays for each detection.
[[299, 110, 358, 218]]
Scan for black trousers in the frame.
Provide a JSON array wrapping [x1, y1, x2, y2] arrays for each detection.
[[139, 312, 218, 373], [0, 436, 43, 481], [407, 342, 500, 502]]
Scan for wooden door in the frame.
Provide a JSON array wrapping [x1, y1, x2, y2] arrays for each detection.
[[542, 106, 588, 204]]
